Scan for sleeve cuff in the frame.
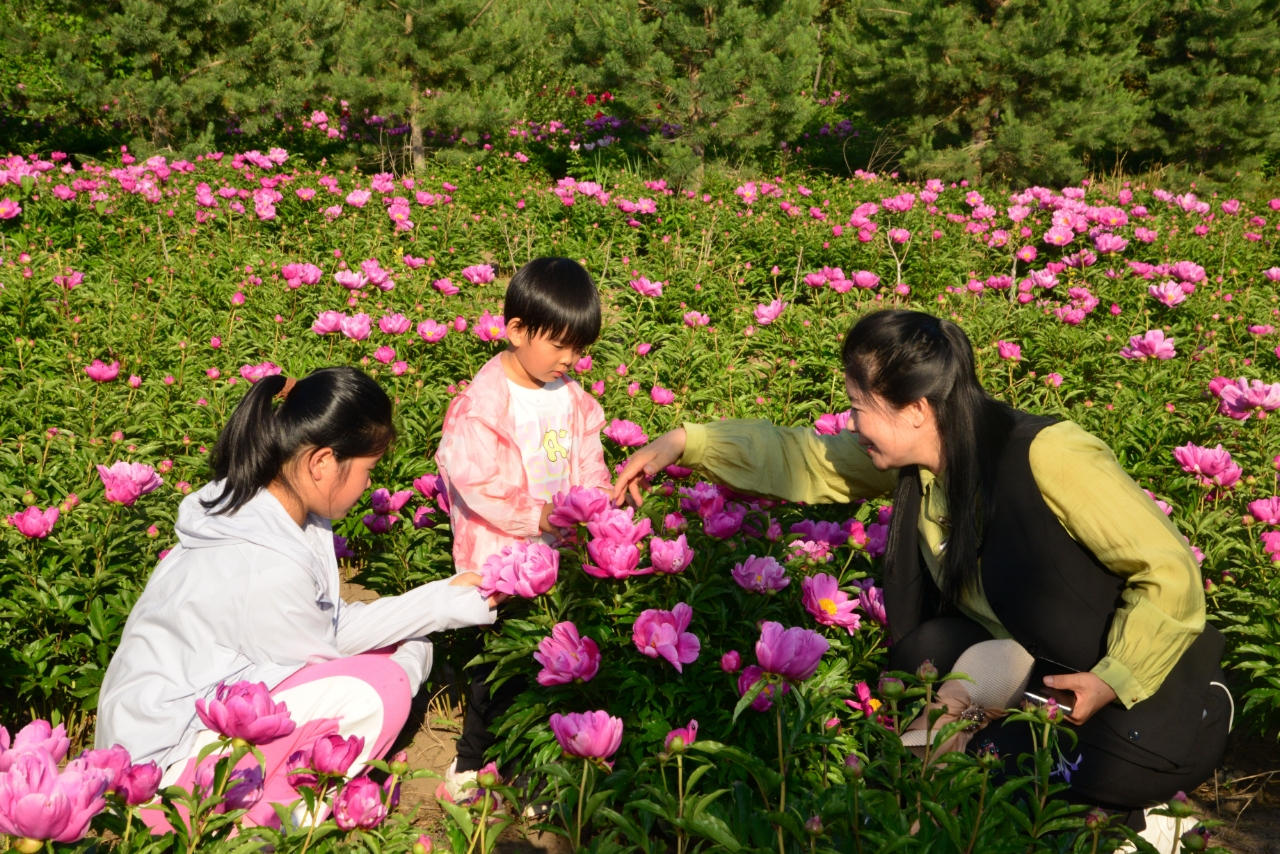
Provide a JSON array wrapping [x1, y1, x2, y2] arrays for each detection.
[[681, 422, 707, 468], [1092, 656, 1149, 709]]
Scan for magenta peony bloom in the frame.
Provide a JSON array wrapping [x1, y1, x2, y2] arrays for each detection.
[[755, 621, 829, 682], [310, 733, 365, 776], [461, 264, 495, 285], [753, 300, 786, 325], [370, 488, 412, 515], [1120, 330, 1176, 360], [433, 277, 459, 295], [240, 362, 282, 383], [282, 262, 323, 287], [413, 474, 441, 500], [362, 514, 398, 534], [801, 573, 862, 635], [731, 555, 790, 594], [479, 541, 559, 598], [1219, 378, 1280, 420], [312, 310, 345, 335], [340, 313, 371, 341], [1043, 225, 1074, 246], [586, 505, 653, 544], [417, 318, 449, 343], [84, 359, 120, 382], [333, 776, 386, 830], [534, 622, 601, 686], [378, 313, 412, 335], [856, 579, 888, 628], [720, 650, 742, 673], [633, 603, 701, 672], [649, 534, 694, 574], [1249, 497, 1280, 526], [9, 505, 59, 539], [664, 720, 698, 753], [814, 410, 852, 435], [790, 519, 849, 546], [549, 711, 624, 763], [0, 721, 70, 772], [0, 749, 108, 843], [996, 340, 1021, 361], [737, 665, 790, 712], [345, 190, 372, 208], [1093, 233, 1128, 253], [68, 746, 131, 791], [583, 538, 646, 579], [1173, 443, 1243, 489], [402, 255, 426, 269], [334, 534, 356, 559], [195, 680, 297, 745], [334, 270, 368, 290], [650, 385, 675, 405], [704, 505, 747, 539], [549, 485, 610, 527], [0, 198, 23, 219], [96, 461, 163, 506], [1149, 280, 1187, 307], [604, 419, 648, 447], [115, 761, 162, 806], [630, 276, 663, 297], [474, 310, 507, 342], [683, 311, 710, 327]]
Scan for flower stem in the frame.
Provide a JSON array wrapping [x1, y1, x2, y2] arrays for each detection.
[[776, 706, 787, 854], [574, 759, 589, 851]]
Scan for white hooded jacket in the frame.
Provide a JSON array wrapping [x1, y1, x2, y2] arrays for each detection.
[[95, 481, 494, 768]]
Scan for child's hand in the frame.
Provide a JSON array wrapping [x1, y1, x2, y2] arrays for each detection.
[[612, 428, 687, 506], [450, 571, 507, 608], [538, 503, 561, 536]]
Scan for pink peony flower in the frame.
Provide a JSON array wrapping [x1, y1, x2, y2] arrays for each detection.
[[96, 461, 163, 506], [333, 776, 386, 830], [340, 313, 372, 340], [630, 276, 663, 297], [801, 573, 862, 635], [0, 749, 107, 843], [433, 277, 459, 295], [461, 264, 495, 285], [195, 680, 296, 745], [417, 319, 448, 343], [345, 190, 372, 208], [737, 665, 790, 712], [664, 720, 698, 753], [732, 555, 790, 593], [479, 541, 559, 598], [856, 579, 888, 627], [474, 310, 506, 342], [1218, 378, 1280, 420], [683, 311, 710, 327], [8, 505, 58, 539], [548, 711, 623, 763], [753, 300, 786, 325], [84, 359, 120, 382], [334, 270, 368, 290], [402, 255, 426, 269], [378, 313, 411, 335], [1173, 443, 1243, 489], [312, 310, 345, 335], [996, 341, 1021, 361], [115, 761, 162, 806], [704, 504, 746, 539], [0, 721, 71, 771], [790, 519, 849, 546], [755, 621, 829, 681], [814, 411, 852, 435], [583, 537, 645, 579], [240, 362, 282, 383], [310, 733, 365, 776], [373, 346, 396, 364], [649, 533, 694, 574], [604, 419, 648, 447], [534, 622, 601, 686], [1043, 225, 1074, 246], [632, 603, 701, 672], [1120, 330, 1176, 360], [1149, 280, 1187, 307], [1248, 497, 1280, 526], [370, 488, 412, 515], [721, 650, 742, 673], [650, 385, 675, 405], [574, 355, 593, 373], [549, 486, 610, 527]]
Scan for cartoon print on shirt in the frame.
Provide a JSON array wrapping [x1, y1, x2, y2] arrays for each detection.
[[543, 429, 570, 463]]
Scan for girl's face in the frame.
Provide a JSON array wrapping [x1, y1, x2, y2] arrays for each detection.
[[320, 453, 384, 519], [505, 320, 582, 387], [845, 380, 942, 472]]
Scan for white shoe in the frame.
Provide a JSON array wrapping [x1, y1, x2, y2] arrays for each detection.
[[1116, 810, 1180, 854]]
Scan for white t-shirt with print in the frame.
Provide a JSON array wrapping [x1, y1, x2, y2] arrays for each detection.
[[507, 379, 574, 542]]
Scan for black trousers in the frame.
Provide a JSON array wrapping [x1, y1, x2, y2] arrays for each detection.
[[890, 617, 1231, 811], [454, 633, 527, 772]]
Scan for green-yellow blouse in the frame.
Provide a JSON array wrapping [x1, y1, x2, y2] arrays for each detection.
[[680, 418, 1205, 709]]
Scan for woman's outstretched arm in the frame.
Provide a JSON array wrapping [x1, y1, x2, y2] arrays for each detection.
[[613, 419, 897, 506]]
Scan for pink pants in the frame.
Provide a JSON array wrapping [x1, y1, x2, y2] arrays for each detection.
[[143, 653, 412, 830]]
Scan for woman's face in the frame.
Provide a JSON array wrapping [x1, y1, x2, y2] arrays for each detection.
[[845, 380, 942, 471]]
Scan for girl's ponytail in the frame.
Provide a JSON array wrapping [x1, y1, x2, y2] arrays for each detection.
[[202, 367, 395, 515]]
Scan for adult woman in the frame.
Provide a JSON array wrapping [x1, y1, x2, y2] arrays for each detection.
[[613, 310, 1229, 820]]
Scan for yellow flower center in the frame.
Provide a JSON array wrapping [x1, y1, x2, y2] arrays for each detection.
[[818, 598, 838, 616]]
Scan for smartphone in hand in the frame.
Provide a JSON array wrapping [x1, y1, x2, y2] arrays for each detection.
[[1024, 658, 1078, 716]]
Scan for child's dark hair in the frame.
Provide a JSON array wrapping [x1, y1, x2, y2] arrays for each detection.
[[503, 257, 600, 351], [202, 367, 395, 515]]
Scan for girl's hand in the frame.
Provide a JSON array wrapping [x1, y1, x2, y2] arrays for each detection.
[[538, 503, 561, 535], [450, 571, 507, 608], [611, 428, 687, 507], [1043, 671, 1118, 725]]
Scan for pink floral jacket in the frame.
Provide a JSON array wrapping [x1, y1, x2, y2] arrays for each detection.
[[435, 354, 613, 573]]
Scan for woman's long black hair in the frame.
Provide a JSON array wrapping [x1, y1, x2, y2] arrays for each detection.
[[841, 310, 1014, 605], [202, 367, 395, 515]]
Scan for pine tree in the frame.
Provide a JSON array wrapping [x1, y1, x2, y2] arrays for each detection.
[[828, 0, 1153, 185], [558, 0, 822, 182], [1144, 0, 1280, 179]]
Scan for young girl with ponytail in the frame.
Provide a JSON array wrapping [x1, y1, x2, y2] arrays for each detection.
[[97, 367, 501, 828]]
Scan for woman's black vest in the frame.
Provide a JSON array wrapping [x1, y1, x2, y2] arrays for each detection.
[[883, 410, 1225, 770]]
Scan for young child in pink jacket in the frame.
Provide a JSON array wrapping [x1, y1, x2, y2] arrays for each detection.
[[435, 256, 612, 792]]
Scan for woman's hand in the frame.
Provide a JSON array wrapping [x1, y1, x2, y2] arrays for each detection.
[[611, 428, 687, 507], [450, 571, 507, 608], [1043, 671, 1118, 725]]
